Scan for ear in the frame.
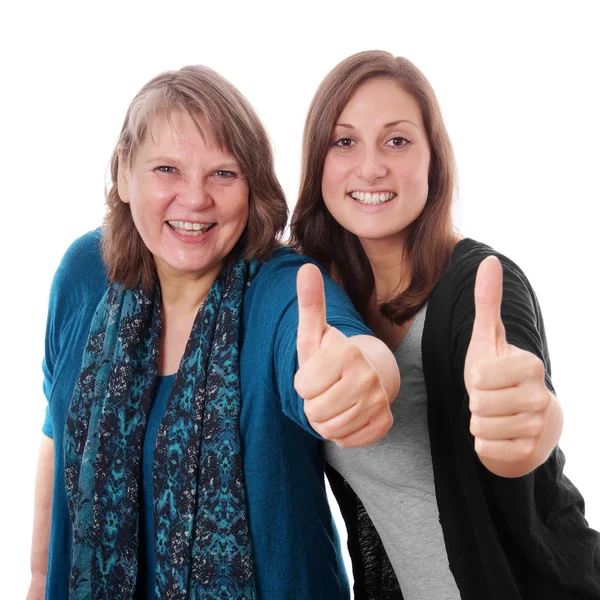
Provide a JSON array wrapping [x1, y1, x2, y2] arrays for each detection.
[[116, 146, 130, 204]]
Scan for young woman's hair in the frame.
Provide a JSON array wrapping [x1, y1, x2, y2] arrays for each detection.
[[103, 65, 288, 290], [290, 50, 457, 323]]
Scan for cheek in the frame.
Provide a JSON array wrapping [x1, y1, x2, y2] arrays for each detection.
[[130, 177, 174, 214], [402, 153, 431, 193], [221, 186, 249, 228], [321, 155, 348, 200]]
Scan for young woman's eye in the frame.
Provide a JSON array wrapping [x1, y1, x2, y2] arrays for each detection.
[[214, 170, 236, 178], [332, 137, 356, 149], [385, 137, 411, 148], [155, 165, 177, 174]]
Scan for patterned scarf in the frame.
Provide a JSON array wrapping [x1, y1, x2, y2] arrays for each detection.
[[64, 259, 259, 600]]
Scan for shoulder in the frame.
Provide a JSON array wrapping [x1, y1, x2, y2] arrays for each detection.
[[249, 246, 362, 313], [44, 228, 108, 376], [247, 246, 318, 303], [436, 238, 537, 310], [49, 228, 108, 313], [243, 246, 369, 336], [429, 238, 550, 373], [254, 246, 312, 277], [449, 238, 530, 284], [55, 228, 105, 280]]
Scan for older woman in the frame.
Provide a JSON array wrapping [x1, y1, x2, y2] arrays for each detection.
[[29, 65, 399, 600], [290, 51, 600, 599]]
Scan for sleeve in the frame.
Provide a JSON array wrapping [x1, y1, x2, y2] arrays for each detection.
[[40, 254, 71, 439], [449, 248, 600, 589], [41, 229, 104, 438], [251, 250, 372, 435]]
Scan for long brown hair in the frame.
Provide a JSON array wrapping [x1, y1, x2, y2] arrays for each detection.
[[103, 65, 288, 290], [289, 51, 457, 324]]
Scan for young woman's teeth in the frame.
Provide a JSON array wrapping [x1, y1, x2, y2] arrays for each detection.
[[167, 220, 214, 235], [350, 191, 396, 205]]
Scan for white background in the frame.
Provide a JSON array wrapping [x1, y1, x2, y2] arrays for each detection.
[[1, 1, 598, 596]]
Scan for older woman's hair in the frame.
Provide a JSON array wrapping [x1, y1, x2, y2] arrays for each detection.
[[290, 51, 457, 324], [103, 65, 288, 290]]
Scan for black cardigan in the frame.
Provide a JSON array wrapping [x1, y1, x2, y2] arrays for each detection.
[[327, 238, 600, 599]]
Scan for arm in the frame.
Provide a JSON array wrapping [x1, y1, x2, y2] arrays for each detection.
[[294, 264, 398, 447], [26, 434, 54, 600]]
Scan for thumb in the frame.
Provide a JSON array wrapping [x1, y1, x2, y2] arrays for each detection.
[[470, 256, 506, 355], [296, 263, 328, 366]]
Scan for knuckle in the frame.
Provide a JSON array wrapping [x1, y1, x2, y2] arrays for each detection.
[[468, 364, 484, 389], [318, 422, 336, 440], [526, 356, 545, 381], [526, 414, 545, 437], [469, 391, 482, 415], [378, 387, 390, 408], [343, 343, 364, 363], [518, 438, 537, 459], [470, 415, 481, 437], [474, 437, 489, 459], [294, 371, 306, 397], [364, 368, 379, 388], [353, 372, 372, 393], [382, 410, 394, 433], [335, 437, 353, 449], [303, 402, 321, 424], [531, 390, 550, 412]]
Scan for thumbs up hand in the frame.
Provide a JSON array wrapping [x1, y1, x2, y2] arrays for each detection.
[[464, 256, 553, 475], [294, 264, 394, 448]]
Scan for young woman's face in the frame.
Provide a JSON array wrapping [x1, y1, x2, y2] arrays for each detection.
[[119, 110, 249, 283], [321, 78, 431, 248]]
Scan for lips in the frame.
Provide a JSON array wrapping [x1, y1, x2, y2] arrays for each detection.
[[349, 191, 397, 205], [167, 220, 215, 236]]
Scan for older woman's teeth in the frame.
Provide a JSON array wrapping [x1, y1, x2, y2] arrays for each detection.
[[350, 191, 397, 205], [167, 220, 214, 235]]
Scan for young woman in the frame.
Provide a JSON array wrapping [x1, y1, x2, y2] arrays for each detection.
[[290, 50, 600, 600]]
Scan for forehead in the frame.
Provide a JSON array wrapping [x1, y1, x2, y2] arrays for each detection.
[[338, 77, 424, 128], [139, 110, 227, 156]]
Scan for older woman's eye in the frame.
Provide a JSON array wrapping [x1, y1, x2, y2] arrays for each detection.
[[214, 170, 236, 178], [332, 137, 356, 149], [155, 166, 177, 173], [385, 137, 411, 148]]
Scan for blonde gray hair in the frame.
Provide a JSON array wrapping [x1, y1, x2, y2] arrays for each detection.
[[103, 65, 288, 290]]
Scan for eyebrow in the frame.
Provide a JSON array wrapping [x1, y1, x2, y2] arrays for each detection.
[[144, 156, 241, 170], [144, 155, 179, 164], [335, 120, 418, 129]]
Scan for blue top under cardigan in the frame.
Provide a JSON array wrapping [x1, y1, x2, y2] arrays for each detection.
[[42, 229, 371, 599]]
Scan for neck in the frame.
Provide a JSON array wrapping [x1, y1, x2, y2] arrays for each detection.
[[157, 263, 223, 318], [360, 235, 410, 303]]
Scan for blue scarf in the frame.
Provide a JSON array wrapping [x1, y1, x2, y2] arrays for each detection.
[[64, 259, 259, 599]]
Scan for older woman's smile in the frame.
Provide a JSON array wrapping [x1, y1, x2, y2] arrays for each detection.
[[166, 220, 215, 236]]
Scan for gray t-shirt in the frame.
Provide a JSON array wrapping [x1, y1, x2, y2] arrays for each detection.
[[326, 303, 460, 599]]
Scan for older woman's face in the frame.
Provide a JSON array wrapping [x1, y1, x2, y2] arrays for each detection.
[[321, 78, 430, 249], [119, 110, 249, 282]]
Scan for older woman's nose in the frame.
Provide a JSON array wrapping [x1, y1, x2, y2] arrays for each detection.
[[357, 149, 387, 182], [177, 181, 211, 209]]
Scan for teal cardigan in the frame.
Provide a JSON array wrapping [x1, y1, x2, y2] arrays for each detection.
[[42, 229, 371, 599]]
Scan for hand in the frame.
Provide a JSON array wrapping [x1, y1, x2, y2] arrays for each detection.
[[464, 256, 552, 473], [294, 264, 393, 448]]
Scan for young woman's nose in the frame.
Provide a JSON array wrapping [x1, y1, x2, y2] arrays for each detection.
[[356, 147, 387, 182]]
